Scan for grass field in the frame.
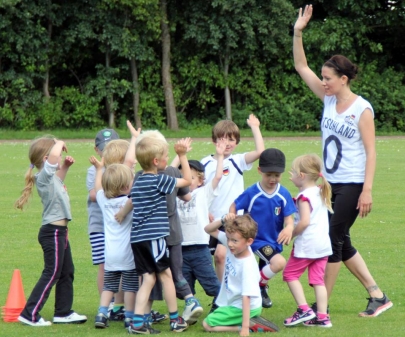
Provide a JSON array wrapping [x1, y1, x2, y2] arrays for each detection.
[[0, 137, 404, 337]]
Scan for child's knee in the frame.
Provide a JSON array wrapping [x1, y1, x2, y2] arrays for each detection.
[[202, 320, 213, 331], [270, 254, 287, 272]]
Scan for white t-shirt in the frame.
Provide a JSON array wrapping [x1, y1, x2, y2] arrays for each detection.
[[321, 95, 374, 183], [177, 183, 218, 245], [293, 186, 332, 259], [96, 190, 134, 271], [215, 231, 261, 310], [201, 153, 252, 219]]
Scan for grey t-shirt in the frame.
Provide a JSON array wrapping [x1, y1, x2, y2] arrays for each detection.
[[86, 165, 104, 234], [36, 161, 72, 226], [134, 166, 189, 246]]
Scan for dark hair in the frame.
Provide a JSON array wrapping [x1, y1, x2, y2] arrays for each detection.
[[324, 55, 358, 83], [212, 120, 240, 144]]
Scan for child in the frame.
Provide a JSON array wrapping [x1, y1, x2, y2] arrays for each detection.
[[230, 148, 296, 308], [115, 137, 192, 334], [15, 137, 87, 326], [201, 114, 264, 283], [283, 154, 333, 328], [203, 214, 278, 335], [175, 139, 226, 321], [86, 128, 119, 295], [133, 132, 201, 327], [89, 157, 138, 329]]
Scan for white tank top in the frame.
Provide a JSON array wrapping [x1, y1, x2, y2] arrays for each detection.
[[321, 95, 374, 183]]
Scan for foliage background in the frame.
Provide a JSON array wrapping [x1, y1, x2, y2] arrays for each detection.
[[0, 0, 404, 132]]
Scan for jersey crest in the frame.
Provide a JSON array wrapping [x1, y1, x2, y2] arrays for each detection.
[[223, 166, 230, 176], [274, 207, 281, 216]]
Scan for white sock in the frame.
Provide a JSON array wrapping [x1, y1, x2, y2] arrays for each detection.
[[259, 265, 276, 287]]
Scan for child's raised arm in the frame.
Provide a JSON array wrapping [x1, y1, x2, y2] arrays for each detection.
[[170, 137, 192, 168], [244, 114, 265, 165], [205, 213, 235, 238], [174, 139, 192, 188], [211, 138, 226, 190], [89, 156, 105, 193], [124, 120, 141, 170], [115, 198, 133, 223], [51, 140, 74, 181]]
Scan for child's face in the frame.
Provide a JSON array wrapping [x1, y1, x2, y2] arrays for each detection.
[[289, 169, 303, 188], [259, 169, 282, 191], [215, 136, 237, 156], [157, 148, 169, 170], [226, 230, 253, 258], [183, 168, 202, 192]]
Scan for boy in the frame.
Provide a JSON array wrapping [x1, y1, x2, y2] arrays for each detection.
[[175, 139, 226, 321], [133, 132, 202, 327], [203, 214, 278, 335], [115, 137, 192, 334], [89, 158, 137, 329], [230, 148, 296, 308], [201, 114, 264, 284]]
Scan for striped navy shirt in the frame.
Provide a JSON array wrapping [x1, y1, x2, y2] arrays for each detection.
[[130, 173, 176, 243]]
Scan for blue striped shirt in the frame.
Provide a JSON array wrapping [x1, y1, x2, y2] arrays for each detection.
[[130, 173, 176, 243]]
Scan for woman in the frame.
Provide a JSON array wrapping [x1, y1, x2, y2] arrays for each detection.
[[292, 4, 392, 317]]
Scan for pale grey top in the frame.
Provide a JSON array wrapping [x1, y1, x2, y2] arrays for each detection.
[[86, 165, 104, 234], [36, 161, 72, 226]]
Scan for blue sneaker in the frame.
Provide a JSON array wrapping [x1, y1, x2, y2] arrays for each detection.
[[182, 299, 203, 325]]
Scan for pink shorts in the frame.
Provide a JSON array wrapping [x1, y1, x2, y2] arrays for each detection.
[[283, 249, 328, 286]]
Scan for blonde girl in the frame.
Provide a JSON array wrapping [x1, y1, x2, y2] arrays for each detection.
[[15, 136, 86, 326], [283, 154, 333, 328]]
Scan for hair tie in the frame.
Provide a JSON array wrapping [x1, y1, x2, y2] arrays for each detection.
[[29, 163, 35, 169], [319, 172, 323, 178]]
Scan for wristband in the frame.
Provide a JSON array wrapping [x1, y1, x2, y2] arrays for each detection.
[[221, 214, 227, 226]]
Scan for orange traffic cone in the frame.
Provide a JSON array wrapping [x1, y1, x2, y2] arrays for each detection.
[[2, 269, 26, 322]]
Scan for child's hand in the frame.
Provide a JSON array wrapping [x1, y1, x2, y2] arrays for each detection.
[[63, 156, 75, 167], [182, 137, 193, 153], [89, 156, 104, 170], [215, 138, 227, 156], [277, 226, 293, 245], [246, 114, 260, 128], [115, 209, 124, 224], [239, 327, 249, 336], [174, 139, 190, 156], [127, 120, 141, 138]]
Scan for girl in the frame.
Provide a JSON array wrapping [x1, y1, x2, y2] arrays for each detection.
[[293, 5, 392, 317], [283, 154, 332, 328], [15, 136, 87, 326]]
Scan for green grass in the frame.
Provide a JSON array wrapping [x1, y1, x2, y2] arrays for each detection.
[[0, 137, 404, 336]]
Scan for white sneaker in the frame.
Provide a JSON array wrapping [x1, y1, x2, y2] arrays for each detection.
[[53, 311, 87, 324], [18, 316, 52, 327], [182, 299, 203, 325]]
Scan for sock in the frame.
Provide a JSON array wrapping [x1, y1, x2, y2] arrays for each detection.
[[144, 312, 152, 324], [132, 314, 144, 328], [169, 311, 179, 322], [125, 311, 133, 319], [298, 304, 310, 311], [98, 306, 109, 316], [317, 313, 328, 320], [259, 265, 276, 287], [185, 296, 196, 305], [113, 303, 124, 312]]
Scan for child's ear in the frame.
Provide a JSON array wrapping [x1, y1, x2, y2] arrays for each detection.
[[246, 237, 254, 246]]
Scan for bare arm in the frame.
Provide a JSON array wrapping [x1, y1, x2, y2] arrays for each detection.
[[240, 295, 251, 336], [124, 120, 141, 170], [277, 215, 294, 245], [174, 139, 192, 188], [229, 202, 237, 215], [170, 137, 192, 168], [178, 193, 192, 202], [89, 156, 105, 193], [292, 200, 311, 237], [211, 138, 226, 190], [293, 5, 325, 101], [205, 213, 235, 238], [115, 198, 133, 223], [357, 109, 376, 218], [244, 114, 265, 164], [50, 140, 73, 181]]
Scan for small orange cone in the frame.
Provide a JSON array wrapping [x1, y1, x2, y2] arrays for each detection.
[[2, 269, 26, 322]]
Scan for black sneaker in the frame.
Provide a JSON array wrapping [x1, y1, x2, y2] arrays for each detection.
[[109, 306, 125, 321], [358, 293, 393, 317], [208, 298, 219, 314], [128, 323, 161, 334], [94, 313, 109, 328], [170, 316, 188, 332], [260, 286, 272, 308], [150, 310, 168, 324], [310, 302, 330, 314]]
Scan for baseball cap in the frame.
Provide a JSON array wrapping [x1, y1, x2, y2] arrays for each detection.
[[259, 148, 286, 173], [179, 160, 205, 173], [95, 129, 120, 151]]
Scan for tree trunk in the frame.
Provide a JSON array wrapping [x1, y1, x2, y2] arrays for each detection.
[[43, 19, 52, 100], [224, 51, 232, 120], [160, 0, 178, 130], [105, 50, 115, 127], [130, 57, 142, 129]]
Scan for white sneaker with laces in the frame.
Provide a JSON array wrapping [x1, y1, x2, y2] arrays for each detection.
[[18, 316, 52, 327], [53, 311, 87, 324], [182, 299, 203, 325]]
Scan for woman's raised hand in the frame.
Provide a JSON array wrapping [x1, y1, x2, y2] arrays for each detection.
[[294, 4, 313, 32]]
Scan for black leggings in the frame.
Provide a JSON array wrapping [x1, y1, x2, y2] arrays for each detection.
[[328, 183, 363, 263]]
